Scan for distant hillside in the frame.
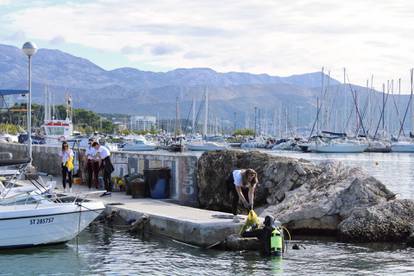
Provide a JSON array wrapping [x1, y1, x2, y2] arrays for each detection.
[[6, 43, 402, 133]]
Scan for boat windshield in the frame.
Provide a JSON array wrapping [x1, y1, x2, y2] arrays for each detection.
[[45, 127, 65, 136]]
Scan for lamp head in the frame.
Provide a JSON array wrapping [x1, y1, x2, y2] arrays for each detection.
[[22, 42, 37, 57]]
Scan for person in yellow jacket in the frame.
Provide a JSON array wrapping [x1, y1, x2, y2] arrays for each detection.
[[59, 141, 74, 192]]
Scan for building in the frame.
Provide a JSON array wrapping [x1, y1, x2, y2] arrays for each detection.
[[129, 115, 156, 131]]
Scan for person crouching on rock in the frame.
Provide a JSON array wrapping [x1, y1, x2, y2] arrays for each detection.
[[227, 168, 258, 215]]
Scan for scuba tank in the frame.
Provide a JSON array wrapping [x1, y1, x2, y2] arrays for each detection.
[[270, 227, 283, 256]]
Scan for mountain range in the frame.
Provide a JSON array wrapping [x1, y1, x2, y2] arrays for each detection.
[[1, 43, 402, 132]]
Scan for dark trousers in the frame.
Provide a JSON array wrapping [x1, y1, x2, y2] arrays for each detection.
[[227, 174, 249, 215], [62, 164, 72, 189], [101, 157, 113, 192], [86, 160, 100, 189]]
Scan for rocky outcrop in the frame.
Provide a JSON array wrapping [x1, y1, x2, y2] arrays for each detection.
[[338, 199, 414, 242], [197, 150, 410, 243]]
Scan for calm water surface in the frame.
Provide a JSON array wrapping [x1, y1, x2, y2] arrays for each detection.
[[269, 151, 414, 199], [1, 152, 414, 275]]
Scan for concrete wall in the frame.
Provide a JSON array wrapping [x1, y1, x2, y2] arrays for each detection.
[[0, 143, 199, 206]]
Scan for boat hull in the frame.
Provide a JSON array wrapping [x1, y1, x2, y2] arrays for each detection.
[[310, 143, 368, 153], [391, 143, 414, 152], [122, 146, 157, 151], [187, 144, 226, 151], [0, 201, 104, 248]]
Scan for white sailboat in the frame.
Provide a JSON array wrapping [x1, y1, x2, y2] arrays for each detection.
[[391, 140, 414, 152], [391, 69, 414, 152], [307, 137, 368, 153], [186, 88, 228, 151]]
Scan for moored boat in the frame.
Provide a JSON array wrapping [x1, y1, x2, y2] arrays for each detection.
[[0, 201, 104, 248]]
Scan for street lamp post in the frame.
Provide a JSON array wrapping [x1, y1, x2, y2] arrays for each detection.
[[22, 42, 37, 165]]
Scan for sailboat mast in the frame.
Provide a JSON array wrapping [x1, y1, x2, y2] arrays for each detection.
[[203, 88, 208, 137], [411, 69, 414, 135], [316, 97, 320, 135], [192, 97, 195, 134], [175, 96, 181, 137], [343, 68, 346, 133], [254, 106, 257, 137], [382, 83, 386, 133]]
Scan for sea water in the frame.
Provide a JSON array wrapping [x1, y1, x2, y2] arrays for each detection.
[[1, 152, 414, 275]]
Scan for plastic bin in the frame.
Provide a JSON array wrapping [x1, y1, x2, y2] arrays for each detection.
[[130, 178, 146, 198], [124, 173, 142, 195], [144, 168, 171, 199]]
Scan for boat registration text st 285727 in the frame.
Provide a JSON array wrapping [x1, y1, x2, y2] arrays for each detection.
[[30, 217, 54, 225]]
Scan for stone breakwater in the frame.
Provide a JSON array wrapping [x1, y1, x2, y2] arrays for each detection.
[[197, 150, 414, 244]]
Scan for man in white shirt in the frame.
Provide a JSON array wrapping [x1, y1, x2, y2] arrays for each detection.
[[85, 138, 99, 189], [92, 142, 114, 195]]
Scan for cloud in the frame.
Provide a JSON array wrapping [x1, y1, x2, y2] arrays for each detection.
[[121, 46, 143, 55], [113, 23, 233, 37], [183, 51, 210, 59], [149, 43, 181, 56], [3, 0, 414, 90], [4, 30, 26, 41], [49, 35, 65, 45]]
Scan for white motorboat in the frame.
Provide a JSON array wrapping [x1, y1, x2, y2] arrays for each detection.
[[391, 141, 414, 152], [0, 134, 19, 143], [42, 118, 74, 145], [0, 201, 104, 248], [122, 135, 157, 151], [41, 93, 76, 145], [240, 137, 267, 149], [186, 140, 227, 151], [0, 158, 105, 249], [366, 139, 392, 153]]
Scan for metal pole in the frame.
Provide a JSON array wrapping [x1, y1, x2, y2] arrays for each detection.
[[28, 55, 32, 164], [254, 106, 257, 137]]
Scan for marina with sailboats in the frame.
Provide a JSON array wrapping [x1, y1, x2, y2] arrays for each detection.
[[2, 0, 414, 272]]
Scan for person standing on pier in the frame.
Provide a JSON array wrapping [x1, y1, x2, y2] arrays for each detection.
[[227, 168, 258, 215], [59, 141, 74, 192], [85, 138, 99, 189], [92, 141, 114, 195]]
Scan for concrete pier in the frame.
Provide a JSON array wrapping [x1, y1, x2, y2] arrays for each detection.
[[58, 180, 244, 248]]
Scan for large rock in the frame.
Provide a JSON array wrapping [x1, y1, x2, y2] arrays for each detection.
[[338, 199, 414, 242], [197, 150, 299, 213], [198, 150, 401, 241]]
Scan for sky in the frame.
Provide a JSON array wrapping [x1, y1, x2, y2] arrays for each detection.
[[1, 0, 414, 92]]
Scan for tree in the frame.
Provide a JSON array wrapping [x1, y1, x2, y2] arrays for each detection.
[[233, 128, 255, 136]]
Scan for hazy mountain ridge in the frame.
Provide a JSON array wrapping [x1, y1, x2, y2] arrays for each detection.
[[0, 43, 346, 125]]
